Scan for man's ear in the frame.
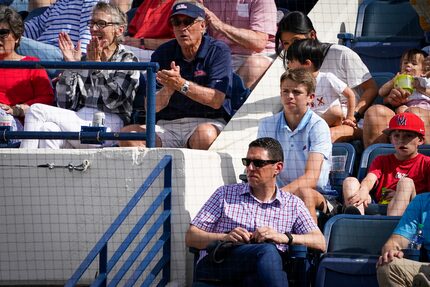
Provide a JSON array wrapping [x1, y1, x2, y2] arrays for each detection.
[[275, 161, 284, 176]]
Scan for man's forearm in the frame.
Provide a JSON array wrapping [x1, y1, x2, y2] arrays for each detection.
[[215, 23, 268, 53], [186, 226, 227, 250]]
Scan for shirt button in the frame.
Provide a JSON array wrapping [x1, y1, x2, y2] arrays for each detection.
[[291, 144, 294, 147]]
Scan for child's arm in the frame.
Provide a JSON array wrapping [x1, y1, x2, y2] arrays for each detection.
[[379, 75, 396, 97], [413, 77, 430, 98], [341, 86, 356, 127]]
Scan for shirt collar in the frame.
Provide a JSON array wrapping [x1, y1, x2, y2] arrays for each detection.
[[242, 183, 282, 205], [281, 108, 313, 133]]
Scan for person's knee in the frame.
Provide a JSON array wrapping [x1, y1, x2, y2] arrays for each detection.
[[118, 124, 147, 147], [188, 123, 220, 150], [120, 124, 145, 133]]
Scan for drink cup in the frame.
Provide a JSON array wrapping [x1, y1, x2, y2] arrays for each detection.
[[394, 74, 415, 94]]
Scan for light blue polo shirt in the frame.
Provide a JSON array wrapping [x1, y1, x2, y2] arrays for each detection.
[[394, 193, 430, 251], [257, 108, 332, 194]]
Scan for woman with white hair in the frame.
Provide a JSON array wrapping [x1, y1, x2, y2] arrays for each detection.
[[20, 2, 139, 149]]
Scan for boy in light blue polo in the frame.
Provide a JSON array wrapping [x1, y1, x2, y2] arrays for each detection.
[[258, 68, 333, 223]]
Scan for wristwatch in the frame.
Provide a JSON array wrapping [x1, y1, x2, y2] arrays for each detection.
[[285, 232, 293, 245], [179, 80, 190, 95]]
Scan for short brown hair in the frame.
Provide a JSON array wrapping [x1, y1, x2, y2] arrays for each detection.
[[280, 68, 316, 94]]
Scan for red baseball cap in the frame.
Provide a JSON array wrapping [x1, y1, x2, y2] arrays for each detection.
[[383, 112, 425, 137]]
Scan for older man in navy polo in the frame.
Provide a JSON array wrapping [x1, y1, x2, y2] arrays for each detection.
[[120, 0, 233, 150]]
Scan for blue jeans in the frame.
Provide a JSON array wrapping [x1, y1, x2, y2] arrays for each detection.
[[195, 243, 289, 287]]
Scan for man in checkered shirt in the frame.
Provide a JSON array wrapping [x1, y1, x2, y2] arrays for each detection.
[[186, 137, 326, 286]]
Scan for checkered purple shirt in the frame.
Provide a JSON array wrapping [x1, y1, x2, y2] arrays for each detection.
[[191, 183, 318, 252]]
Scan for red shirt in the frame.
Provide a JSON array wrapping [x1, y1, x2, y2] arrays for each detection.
[[0, 56, 54, 106], [369, 153, 430, 202], [128, 0, 175, 39]]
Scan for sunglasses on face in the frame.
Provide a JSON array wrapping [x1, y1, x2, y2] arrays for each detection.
[[88, 20, 119, 29], [241, 158, 280, 168], [170, 17, 197, 27], [0, 29, 11, 38]]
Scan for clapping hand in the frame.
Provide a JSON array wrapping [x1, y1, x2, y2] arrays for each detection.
[[86, 36, 109, 61], [58, 32, 82, 62]]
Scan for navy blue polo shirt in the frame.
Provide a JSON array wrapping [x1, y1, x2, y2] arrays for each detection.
[[151, 35, 232, 121]]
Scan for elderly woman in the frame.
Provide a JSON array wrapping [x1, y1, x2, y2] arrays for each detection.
[[20, 2, 139, 149], [275, 11, 378, 143], [120, 0, 232, 150], [0, 5, 54, 131]]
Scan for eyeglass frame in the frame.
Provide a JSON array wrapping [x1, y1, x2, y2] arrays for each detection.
[[241, 158, 281, 168], [88, 20, 121, 30], [169, 16, 199, 28]]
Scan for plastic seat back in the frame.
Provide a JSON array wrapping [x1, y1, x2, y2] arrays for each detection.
[[330, 143, 356, 194]]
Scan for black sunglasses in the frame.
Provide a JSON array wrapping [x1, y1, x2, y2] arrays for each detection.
[[241, 158, 280, 168], [88, 20, 120, 29], [170, 17, 197, 27], [0, 29, 11, 38]]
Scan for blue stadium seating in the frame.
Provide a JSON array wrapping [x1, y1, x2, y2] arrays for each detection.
[[315, 214, 400, 287], [330, 143, 356, 195], [371, 72, 395, 105], [338, 0, 425, 74]]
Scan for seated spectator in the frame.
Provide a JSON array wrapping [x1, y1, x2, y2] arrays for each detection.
[[202, 0, 278, 89], [257, 68, 334, 223], [344, 113, 430, 216], [186, 137, 326, 286], [119, 0, 232, 150], [276, 11, 378, 142], [20, 2, 139, 149], [377, 192, 430, 286], [286, 39, 357, 142], [364, 49, 430, 147], [17, 0, 106, 64], [0, 5, 54, 131], [123, 0, 175, 51]]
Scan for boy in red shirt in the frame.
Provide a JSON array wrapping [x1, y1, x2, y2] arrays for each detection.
[[343, 112, 430, 216]]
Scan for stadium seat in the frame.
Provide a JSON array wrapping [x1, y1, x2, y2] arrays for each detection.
[[330, 143, 356, 195], [356, 143, 430, 215], [338, 0, 425, 74], [130, 73, 147, 124], [315, 214, 401, 287], [230, 72, 251, 116], [371, 72, 395, 105]]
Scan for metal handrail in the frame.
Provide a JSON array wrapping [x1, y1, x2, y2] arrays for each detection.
[[0, 61, 158, 147], [65, 155, 172, 287]]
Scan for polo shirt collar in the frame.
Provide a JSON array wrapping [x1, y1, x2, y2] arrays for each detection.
[[281, 108, 313, 133], [173, 34, 210, 61]]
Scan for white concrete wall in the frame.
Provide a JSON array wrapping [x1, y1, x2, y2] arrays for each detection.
[[0, 148, 235, 286]]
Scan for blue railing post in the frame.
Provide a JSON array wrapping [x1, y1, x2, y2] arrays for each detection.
[[99, 244, 108, 287], [146, 66, 157, 148], [162, 157, 172, 282]]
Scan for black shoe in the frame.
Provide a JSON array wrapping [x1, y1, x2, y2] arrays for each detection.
[[343, 205, 361, 215]]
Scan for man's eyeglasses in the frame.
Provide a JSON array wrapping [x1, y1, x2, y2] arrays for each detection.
[[88, 20, 120, 29], [170, 17, 197, 27], [241, 158, 280, 168], [0, 29, 11, 38]]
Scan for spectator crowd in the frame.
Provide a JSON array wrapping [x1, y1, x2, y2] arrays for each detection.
[[2, 0, 430, 285]]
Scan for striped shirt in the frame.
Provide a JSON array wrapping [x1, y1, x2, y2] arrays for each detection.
[[55, 44, 140, 124], [24, 0, 107, 51], [191, 183, 318, 252]]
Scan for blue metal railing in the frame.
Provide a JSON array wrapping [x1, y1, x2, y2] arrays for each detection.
[[0, 61, 158, 147], [65, 155, 172, 287]]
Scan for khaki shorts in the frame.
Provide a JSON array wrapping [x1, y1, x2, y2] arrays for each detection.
[[156, 117, 226, 148]]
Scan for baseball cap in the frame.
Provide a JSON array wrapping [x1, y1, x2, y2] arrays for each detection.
[[383, 112, 425, 137], [170, 2, 205, 19]]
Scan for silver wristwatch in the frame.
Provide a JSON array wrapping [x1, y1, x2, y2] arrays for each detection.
[[179, 80, 190, 95]]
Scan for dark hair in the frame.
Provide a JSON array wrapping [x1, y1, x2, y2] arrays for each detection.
[[0, 5, 23, 49], [400, 48, 429, 67], [275, 11, 315, 56], [280, 68, 316, 94], [249, 137, 284, 162], [286, 38, 324, 71]]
